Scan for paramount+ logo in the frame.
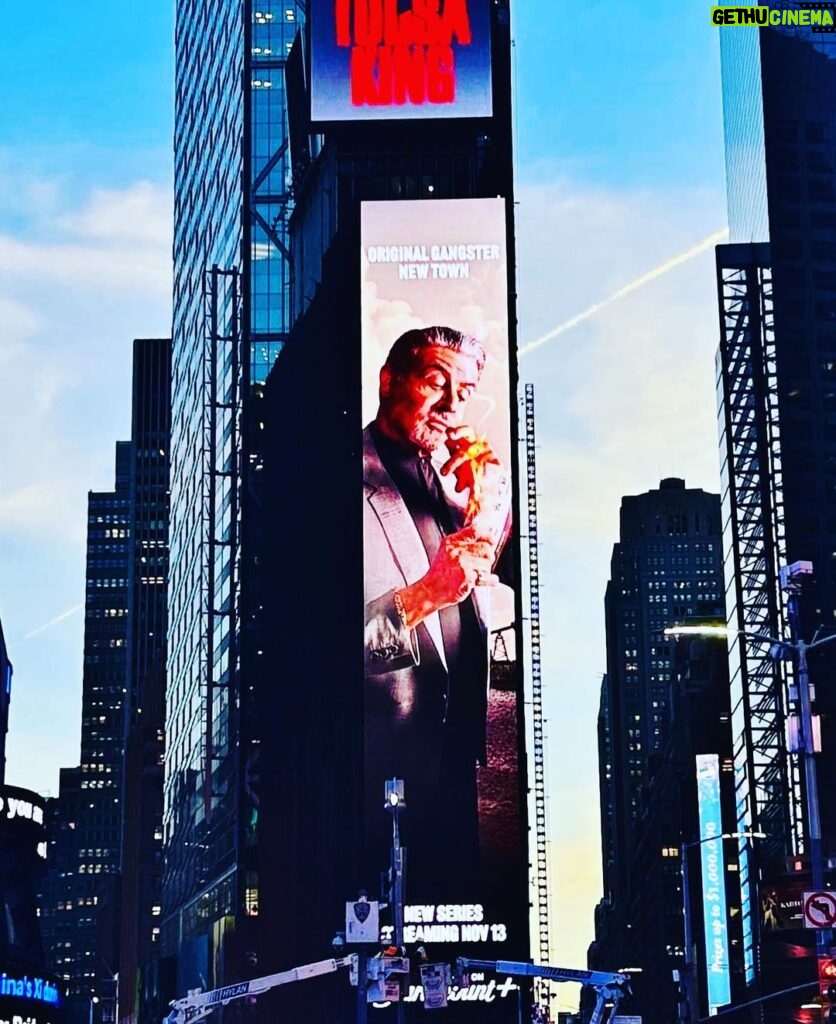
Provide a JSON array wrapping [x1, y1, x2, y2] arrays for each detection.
[[711, 2, 836, 30]]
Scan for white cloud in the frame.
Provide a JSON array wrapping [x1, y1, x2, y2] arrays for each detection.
[[0, 174, 172, 796], [0, 181, 171, 297], [0, 178, 172, 546], [56, 181, 172, 246]]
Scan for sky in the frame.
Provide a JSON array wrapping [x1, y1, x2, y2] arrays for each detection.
[[0, 0, 727, 1008]]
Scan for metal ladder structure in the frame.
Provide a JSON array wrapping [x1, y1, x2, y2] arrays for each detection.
[[525, 383, 551, 1013]]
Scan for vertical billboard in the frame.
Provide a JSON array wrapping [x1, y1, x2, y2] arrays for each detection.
[[311, 0, 493, 122], [695, 754, 732, 1015], [362, 198, 525, 1014]]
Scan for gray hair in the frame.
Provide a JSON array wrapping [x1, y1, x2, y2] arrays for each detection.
[[384, 326, 486, 376]]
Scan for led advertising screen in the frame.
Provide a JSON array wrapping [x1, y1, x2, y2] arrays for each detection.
[[0, 971, 63, 1024], [695, 754, 732, 1015], [311, 0, 493, 122], [361, 198, 526, 1014]]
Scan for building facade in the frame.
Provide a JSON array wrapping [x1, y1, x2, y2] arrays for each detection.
[[40, 444, 132, 1024], [0, 622, 63, 1023], [257, 2, 529, 1020], [716, 20, 836, 1014], [118, 338, 172, 1024], [39, 340, 171, 1024], [589, 481, 740, 1024], [163, 0, 302, 996]]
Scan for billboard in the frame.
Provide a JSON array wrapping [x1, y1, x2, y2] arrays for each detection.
[[361, 197, 525, 1013], [695, 755, 732, 1015], [311, 0, 493, 122], [0, 977, 63, 1024]]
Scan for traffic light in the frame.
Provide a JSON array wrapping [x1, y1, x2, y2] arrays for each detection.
[[819, 957, 836, 1022]]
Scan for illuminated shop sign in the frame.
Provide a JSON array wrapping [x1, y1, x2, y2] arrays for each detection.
[[0, 796, 44, 826], [373, 975, 519, 1009], [311, 0, 493, 121], [0, 976, 59, 1006], [695, 754, 732, 1015]]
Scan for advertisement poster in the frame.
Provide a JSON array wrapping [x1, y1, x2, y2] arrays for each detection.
[[361, 198, 524, 1011], [311, 0, 493, 122], [695, 754, 732, 1015]]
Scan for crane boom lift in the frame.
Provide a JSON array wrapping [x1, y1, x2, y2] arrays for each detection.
[[163, 955, 358, 1024], [457, 957, 631, 1024]]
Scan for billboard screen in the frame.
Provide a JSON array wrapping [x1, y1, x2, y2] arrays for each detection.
[[361, 198, 525, 1013], [695, 754, 732, 1015], [311, 0, 493, 123]]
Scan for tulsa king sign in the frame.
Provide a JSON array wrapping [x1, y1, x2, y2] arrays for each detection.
[[311, 0, 493, 121]]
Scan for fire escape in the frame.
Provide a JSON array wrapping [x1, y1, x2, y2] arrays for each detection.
[[716, 242, 801, 983]]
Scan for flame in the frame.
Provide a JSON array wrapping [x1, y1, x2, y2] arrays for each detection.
[[461, 439, 494, 522]]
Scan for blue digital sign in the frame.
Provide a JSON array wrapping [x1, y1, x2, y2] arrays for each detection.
[[696, 754, 732, 1014], [0, 973, 60, 1006]]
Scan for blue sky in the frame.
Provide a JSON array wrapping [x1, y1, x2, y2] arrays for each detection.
[[0, 0, 727, 1002]]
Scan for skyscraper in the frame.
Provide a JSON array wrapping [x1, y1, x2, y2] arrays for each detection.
[[256, 2, 529, 1019], [716, 20, 836, 1007], [40, 443, 132, 1024], [118, 338, 171, 1024], [590, 480, 731, 1022], [163, 0, 302, 994], [39, 339, 171, 1024]]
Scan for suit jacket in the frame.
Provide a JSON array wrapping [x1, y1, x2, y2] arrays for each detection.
[[363, 425, 492, 760]]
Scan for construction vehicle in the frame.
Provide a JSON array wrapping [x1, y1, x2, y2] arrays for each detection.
[[456, 957, 631, 1024], [162, 955, 358, 1024], [163, 952, 630, 1024]]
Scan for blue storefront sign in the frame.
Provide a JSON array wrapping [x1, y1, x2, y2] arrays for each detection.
[[696, 754, 732, 1014]]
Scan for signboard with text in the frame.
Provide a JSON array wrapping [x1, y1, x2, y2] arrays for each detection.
[[311, 0, 493, 122], [696, 754, 732, 1015]]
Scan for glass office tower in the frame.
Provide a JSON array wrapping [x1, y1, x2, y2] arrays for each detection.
[[164, 0, 302, 991], [716, 19, 836, 1007]]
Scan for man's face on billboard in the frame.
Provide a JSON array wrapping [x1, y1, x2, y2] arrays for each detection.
[[379, 344, 481, 453]]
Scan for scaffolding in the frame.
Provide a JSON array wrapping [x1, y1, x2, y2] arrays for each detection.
[[201, 266, 244, 839], [715, 243, 801, 984]]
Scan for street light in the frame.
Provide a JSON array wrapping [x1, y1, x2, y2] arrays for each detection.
[[679, 831, 766, 1024], [384, 779, 406, 1024]]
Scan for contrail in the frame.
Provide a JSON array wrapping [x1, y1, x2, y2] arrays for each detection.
[[24, 603, 84, 640], [519, 227, 729, 358]]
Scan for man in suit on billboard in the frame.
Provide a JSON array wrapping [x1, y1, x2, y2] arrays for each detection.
[[363, 325, 511, 895]]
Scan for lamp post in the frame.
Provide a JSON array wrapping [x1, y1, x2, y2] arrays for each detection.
[[384, 779, 406, 1024], [679, 831, 765, 1024]]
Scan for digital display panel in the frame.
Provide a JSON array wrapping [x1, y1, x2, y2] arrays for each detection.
[[311, 0, 493, 122], [695, 754, 732, 1015], [361, 198, 525, 1014], [0, 971, 63, 1024]]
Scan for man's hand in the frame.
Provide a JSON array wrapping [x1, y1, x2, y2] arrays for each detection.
[[396, 527, 497, 630], [439, 426, 500, 495]]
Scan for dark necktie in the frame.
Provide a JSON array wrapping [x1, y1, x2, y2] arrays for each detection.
[[414, 455, 463, 666]]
